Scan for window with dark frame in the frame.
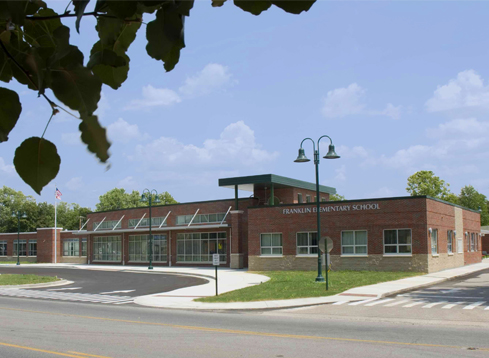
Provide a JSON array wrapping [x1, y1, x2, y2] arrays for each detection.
[[384, 229, 412, 254]]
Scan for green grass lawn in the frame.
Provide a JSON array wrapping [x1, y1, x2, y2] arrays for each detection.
[[0, 274, 58, 286], [197, 270, 423, 303]]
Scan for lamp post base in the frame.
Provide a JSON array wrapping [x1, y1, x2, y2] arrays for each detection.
[[16, 262, 20, 266], [148, 266, 153, 270], [315, 276, 325, 282]]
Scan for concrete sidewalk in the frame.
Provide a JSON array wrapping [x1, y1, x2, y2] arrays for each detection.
[[3, 260, 489, 310], [134, 259, 489, 310]]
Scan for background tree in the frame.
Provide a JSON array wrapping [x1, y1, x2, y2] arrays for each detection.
[[96, 188, 178, 211], [0, 185, 91, 232], [329, 193, 346, 201], [406, 170, 458, 203], [458, 185, 489, 226], [0, 0, 316, 196]]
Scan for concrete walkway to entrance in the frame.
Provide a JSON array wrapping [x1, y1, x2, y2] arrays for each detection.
[[4, 260, 489, 310]]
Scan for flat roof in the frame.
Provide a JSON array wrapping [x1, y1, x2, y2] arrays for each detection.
[[218, 174, 336, 195]]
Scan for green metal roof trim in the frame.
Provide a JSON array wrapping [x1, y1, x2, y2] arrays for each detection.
[[88, 197, 252, 215], [218, 174, 336, 195], [248, 195, 481, 214]]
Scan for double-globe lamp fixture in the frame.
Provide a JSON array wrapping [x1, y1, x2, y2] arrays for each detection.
[[140, 189, 160, 270], [294, 135, 340, 287], [12, 211, 27, 266]]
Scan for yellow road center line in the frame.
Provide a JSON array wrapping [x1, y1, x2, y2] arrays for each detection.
[[0, 306, 488, 352], [67, 351, 112, 358], [0, 342, 87, 358]]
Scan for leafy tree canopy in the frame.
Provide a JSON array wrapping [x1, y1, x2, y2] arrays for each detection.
[[96, 188, 178, 211], [329, 193, 346, 201], [459, 185, 489, 226], [0, 0, 316, 195], [0, 186, 91, 232], [406, 170, 456, 203]]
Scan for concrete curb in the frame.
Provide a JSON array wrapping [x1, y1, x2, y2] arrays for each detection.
[[0, 279, 73, 289]]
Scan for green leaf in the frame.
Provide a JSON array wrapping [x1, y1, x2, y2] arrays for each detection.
[[74, 0, 91, 33], [271, 0, 316, 14], [233, 0, 271, 15], [92, 13, 140, 88], [0, 1, 28, 26], [13, 137, 61, 195], [94, 0, 108, 12], [79, 114, 111, 163], [50, 46, 102, 115], [107, 1, 137, 19], [146, 5, 185, 72], [0, 49, 13, 83], [87, 49, 126, 68], [25, 0, 46, 16], [0, 87, 22, 142], [212, 0, 227, 7], [175, 0, 194, 16]]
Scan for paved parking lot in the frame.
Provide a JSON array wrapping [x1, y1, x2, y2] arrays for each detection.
[[0, 266, 207, 305]]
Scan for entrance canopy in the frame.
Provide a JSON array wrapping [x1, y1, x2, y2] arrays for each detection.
[[218, 174, 336, 209]]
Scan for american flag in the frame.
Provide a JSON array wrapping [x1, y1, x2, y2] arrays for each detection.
[[55, 188, 62, 200]]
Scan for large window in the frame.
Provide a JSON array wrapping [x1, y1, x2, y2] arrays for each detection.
[[341, 230, 368, 255], [93, 220, 121, 231], [296, 232, 318, 255], [129, 235, 167, 262], [384, 229, 412, 255], [28, 240, 37, 256], [128, 217, 167, 228], [471, 233, 476, 252], [431, 229, 438, 255], [260, 233, 282, 256], [82, 238, 87, 256], [63, 239, 79, 256], [176, 232, 226, 263], [93, 236, 121, 261], [0, 241, 6, 256], [176, 213, 226, 225], [297, 193, 303, 204], [447, 230, 453, 254], [13, 240, 27, 256]]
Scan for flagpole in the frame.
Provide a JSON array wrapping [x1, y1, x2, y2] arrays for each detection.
[[54, 185, 57, 264]]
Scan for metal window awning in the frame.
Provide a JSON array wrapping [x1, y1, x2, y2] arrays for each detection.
[[83, 224, 229, 235]]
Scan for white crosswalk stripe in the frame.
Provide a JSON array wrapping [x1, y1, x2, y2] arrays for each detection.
[[0, 288, 135, 305], [422, 301, 447, 308], [334, 298, 489, 311], [463, 301, 486, 310]]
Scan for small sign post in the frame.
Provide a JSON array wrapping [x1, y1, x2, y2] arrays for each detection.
[[213, 253, 220, 296], [319, 237, 334, 291]]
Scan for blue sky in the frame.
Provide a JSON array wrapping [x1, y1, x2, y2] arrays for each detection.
[[1, 1, 489, 209]]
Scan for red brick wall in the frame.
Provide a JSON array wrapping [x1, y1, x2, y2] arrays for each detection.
[[248, 197, 428, 257], [463, 209, 482, 265], [0, 232, 37, 257], [426, 199, 457, 255]]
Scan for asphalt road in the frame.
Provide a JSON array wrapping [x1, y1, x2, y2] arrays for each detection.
[[268, 268, 489, 325], [0, 266, 207, 298], [0, 296, 487, 358]]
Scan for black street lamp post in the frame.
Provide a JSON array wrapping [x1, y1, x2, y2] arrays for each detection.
[[12, 211, 27, 266], [140, 189, 160, 270], [294, 135, 340, 286]]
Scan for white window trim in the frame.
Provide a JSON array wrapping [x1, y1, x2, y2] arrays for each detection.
[[260, 232, 283, 256], [431, 229, 438, 255], [382, 254, 412, 257], [296, 231, 318, 256], [383, 228, 413, 255], [341, 255, 368, 258], [341, 230, 368, 256]]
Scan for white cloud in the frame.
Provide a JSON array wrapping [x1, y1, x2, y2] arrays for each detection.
[[107, 118, 149, 144], [125, 85, 181, 110], [132, 121, 278, 169], [66, 177, 83, 191], [0, 157, 14, 174], [334, 145, 369, 159], [367, 187, 397, 198], [118, 176, 137, 189], [334, 165, 347, 182], [61, 132, 81, 145], [426, 118, 489, 138], [179, 63, 233, 97], [321, 83, 401, 119], [426, 70, 489, 113]]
